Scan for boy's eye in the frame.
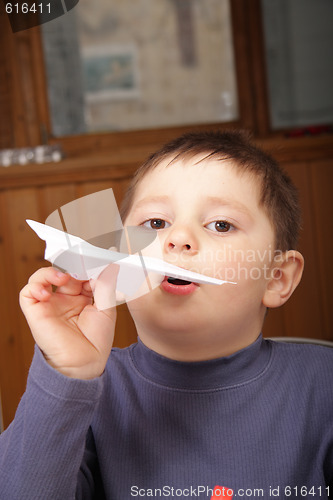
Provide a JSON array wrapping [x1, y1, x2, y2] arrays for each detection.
[[142, 218, 170, 230], [206, 220, 233, 233]]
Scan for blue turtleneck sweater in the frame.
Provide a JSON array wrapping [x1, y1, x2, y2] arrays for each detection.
[[0, 335, 332, 499]]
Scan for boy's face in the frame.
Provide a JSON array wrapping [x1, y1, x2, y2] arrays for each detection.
[[124, 156, 277, 360]]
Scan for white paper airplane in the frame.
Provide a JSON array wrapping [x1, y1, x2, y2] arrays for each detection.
[[26, 219, 236, 298]]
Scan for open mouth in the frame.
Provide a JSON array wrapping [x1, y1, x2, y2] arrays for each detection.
[[167, 277, 192, 286], [161, 276, 199, 295]]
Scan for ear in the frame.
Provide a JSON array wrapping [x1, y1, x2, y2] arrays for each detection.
[[263, 250, 304, 308]]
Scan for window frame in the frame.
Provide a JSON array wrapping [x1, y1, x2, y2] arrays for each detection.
[[0, 0, 282, 155]]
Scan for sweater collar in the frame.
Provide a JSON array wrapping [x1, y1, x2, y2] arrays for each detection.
[[129, 334, 272, 391]]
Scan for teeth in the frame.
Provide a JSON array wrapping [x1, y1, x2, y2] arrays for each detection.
[[167, 277, 192, 285]]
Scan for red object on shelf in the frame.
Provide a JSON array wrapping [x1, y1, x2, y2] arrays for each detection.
[[286, 125, 332, 138]]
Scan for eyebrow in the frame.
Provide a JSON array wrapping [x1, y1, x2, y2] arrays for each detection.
[[132, 195, 171, 211], [132, 195, 250, 214], [203, 196, 250, 214]]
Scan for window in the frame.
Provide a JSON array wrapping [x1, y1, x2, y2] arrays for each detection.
[[41, 0, 239, 136], [261, 0, 333, 129]]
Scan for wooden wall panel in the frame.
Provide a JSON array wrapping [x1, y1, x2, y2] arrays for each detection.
[[76, 179, 132, 209], [281, 162, 324, 337], [4, 189, 44, 375], [261, 307, 286, 339], [263, 159, 331, 340], [309, 159, 333, 338], [0, 192, 26, 426], [0, 11, 14, 149], [39, 184, 78, 222], [262, 161, 321, 338]]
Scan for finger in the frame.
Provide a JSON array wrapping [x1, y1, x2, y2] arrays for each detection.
[[56, 281, 93, 298], [19, 281, 51, 309], [55, 274, 87, 296], [28, 267, 70, 288], [81, 280, 94, 297]]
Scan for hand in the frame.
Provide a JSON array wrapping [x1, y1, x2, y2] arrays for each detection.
[[19, 265, 119, 379]]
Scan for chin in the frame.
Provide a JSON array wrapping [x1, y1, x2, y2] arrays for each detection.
[[126, 285, 228, 336], [129, 305, 208, 340]]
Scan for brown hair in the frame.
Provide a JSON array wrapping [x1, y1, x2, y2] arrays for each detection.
[[120, 130, 301, 251]]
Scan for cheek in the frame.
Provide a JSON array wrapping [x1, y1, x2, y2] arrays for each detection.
[[204, 270, 267, 315], [224, 264, 271, 290], [207, 242, 273, 285]]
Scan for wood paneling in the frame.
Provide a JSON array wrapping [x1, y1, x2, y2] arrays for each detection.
[[0, 11, 15, 149], [262, 157, 333, 340], [0, 12, 50, 149], [230, 0, 271, 135], [309, 160, 333, 336], [0, 192, 26, 426]]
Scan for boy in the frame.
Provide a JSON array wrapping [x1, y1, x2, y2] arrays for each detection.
[[0, 130, 332, 499]]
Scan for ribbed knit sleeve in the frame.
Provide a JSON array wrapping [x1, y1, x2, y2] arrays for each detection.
[[0, 345, 105, 500]]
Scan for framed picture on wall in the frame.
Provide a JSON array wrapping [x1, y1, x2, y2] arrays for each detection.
[[81, 44, 140, 102]]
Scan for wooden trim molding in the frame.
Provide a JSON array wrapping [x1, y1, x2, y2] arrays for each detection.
[[1, 134, 332, 191]]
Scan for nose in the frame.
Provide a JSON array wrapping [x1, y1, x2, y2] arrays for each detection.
[[164, 224, 198, 255]]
